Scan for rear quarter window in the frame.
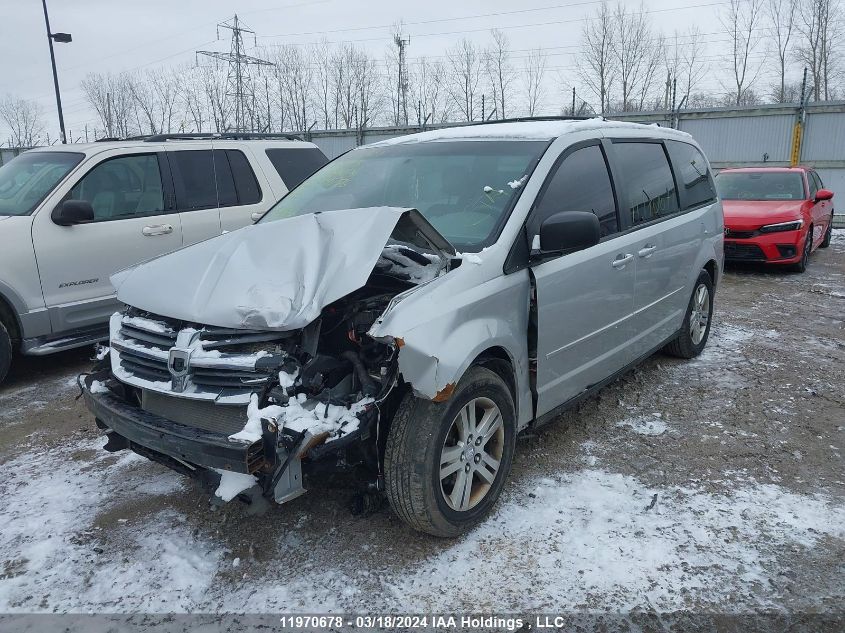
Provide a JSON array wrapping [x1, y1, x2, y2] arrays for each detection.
[[265, 147, 329, 189], [665, 140, 717, 210]]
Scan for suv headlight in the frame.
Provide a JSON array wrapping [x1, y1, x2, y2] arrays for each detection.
[[759, 219, 803, 233]]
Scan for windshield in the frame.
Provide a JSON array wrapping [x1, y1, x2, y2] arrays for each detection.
[[260, 140, 549, 251], [715, 171, 806, 201], [0, 151, 84, 216]]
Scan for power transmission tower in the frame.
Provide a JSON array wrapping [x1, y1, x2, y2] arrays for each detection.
[[394, 32, 410, 126], [197, 15, 273, 132]]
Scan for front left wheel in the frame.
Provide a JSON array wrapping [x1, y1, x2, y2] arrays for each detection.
[[384, 365, 516, 537]]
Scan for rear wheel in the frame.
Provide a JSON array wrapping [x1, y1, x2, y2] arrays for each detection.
[[820, 215, 833, 248], [384, 366, 516, 537], [0, 321, 11, 386], [663, 270, 714, 359], [791, 227, 813, 273]]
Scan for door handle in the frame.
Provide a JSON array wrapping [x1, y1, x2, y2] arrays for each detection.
[[611, 253, 634, 269], [251, 212, 263, 222], [142, 224, 173, 236], [638, 244, 657, 258]]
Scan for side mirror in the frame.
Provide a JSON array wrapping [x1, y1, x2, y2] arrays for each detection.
[[534, 211, 601, 256], [815, 188, 834, 202], [52, 199, 94, 226]]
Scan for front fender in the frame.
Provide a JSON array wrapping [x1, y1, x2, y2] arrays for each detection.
[[372, 267, 534, 429]]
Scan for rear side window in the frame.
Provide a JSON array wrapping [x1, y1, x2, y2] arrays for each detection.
[[665, 141, 716, 210], [614, 142, 679, 225], [531, 144, 619, 238], [265, 147, 329, 189], [168, 150, 217, 211], [226, 150, 261, 205]]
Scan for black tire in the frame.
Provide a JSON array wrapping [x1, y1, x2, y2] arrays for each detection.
[[0, 321, 11, 387], [663, 270, 714, 359], [384, 365, 516, 537], [820, 215, 833, 248], [791, 227, 813, 273]]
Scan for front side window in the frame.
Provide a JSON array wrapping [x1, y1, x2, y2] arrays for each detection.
[[614, 142, 679, 226], [665, 140, 716, 210], [530, 144, 618, 238], [261, 140, 548, 251], [715, 171, 806, 201], [69, 154, 164, 221], [0, 151, 83, 216]]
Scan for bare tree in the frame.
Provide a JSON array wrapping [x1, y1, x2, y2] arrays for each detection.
[[796, 0, 841, 100], [524, 49, 548, 116], [612, 2, 662, 112], [767, 0, 798, 102], [446, 38, 482, 121], [181, 66, 210, 132], [411, 57, 450, 125], [272, 45, 314, 131], [82, 72, 137, 138], [665, 27, 708, 109], [312, 41, 335, 129], [0, 95, 44, 147], [720, 0, 766, 106], [483, 29, 516, 119], [577, 1, 616, 114]]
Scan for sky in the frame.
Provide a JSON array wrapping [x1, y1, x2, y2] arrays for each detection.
[[0, 0, 787, 143]]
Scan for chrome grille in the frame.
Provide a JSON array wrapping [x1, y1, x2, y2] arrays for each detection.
[[112, 309, 288, 400]]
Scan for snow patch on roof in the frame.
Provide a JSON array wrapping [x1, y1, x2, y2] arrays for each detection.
[[368, 118, 691, 145]]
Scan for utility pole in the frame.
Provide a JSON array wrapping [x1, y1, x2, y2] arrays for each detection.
[[394, 31, 410, 126], [791, 67, 809, 167], [197, 15, 273, 133], [571, 87, 576, 116], [41, 0, 72, 144]]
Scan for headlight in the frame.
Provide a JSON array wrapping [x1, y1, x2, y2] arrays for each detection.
[[759, 219, 803, 233]]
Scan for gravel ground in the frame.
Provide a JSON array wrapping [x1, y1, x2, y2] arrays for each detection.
[[0, 233, 843, 627]]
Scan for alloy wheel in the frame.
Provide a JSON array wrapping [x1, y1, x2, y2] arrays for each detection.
[[689, 283, 710, 345], [439, 397, 505, 512]]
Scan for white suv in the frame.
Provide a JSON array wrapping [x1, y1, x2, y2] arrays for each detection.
[[0, 134, 328, 384]]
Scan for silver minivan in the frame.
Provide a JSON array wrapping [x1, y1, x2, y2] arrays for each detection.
[[82, 119, 723, 536]]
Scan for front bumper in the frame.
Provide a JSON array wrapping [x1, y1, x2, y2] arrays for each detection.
[[82, 374, 264, 474], [724, 228, 805, 263]]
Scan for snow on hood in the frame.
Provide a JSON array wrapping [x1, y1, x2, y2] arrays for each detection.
[[111, 206, 455, 331], [0, 216, 10, 222]]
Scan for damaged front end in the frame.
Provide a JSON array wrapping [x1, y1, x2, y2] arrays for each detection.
[[82, 208, 456, 507]]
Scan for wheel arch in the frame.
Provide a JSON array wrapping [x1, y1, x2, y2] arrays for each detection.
[[0, 291, 21, 343]]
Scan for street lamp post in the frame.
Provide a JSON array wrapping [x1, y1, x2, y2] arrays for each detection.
[[40, 0, 72, 144]]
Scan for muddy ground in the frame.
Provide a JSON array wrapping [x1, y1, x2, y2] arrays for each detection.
[[0, 234, 843, 628]]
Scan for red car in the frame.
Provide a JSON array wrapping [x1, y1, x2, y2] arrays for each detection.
[[714, 167, 835, 272]]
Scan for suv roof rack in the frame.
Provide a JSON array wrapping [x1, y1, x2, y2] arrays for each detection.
[[136, 132, 304, 142], [469, 115, 597, 126]]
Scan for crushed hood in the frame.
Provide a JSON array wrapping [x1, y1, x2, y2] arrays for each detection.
[[111, 207, 455, 331]]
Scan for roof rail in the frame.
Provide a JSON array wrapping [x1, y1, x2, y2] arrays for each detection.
[[139, 132, 304, 142], [469, 115, 597, 126]]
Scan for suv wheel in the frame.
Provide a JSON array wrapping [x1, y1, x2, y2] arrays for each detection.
[[820, 215, 833, 248], [664, 270, 714, 359], [0, 321, 11, 386], [384, 366, 516, 537]]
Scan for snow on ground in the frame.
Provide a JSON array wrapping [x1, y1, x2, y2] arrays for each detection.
[[391, 470, 845, 613], [616, 414, 668, 436], [1, 430, 842, 613]]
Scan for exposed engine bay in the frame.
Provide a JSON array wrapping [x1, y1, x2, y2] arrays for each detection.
[[84, 213, 457, 508]]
